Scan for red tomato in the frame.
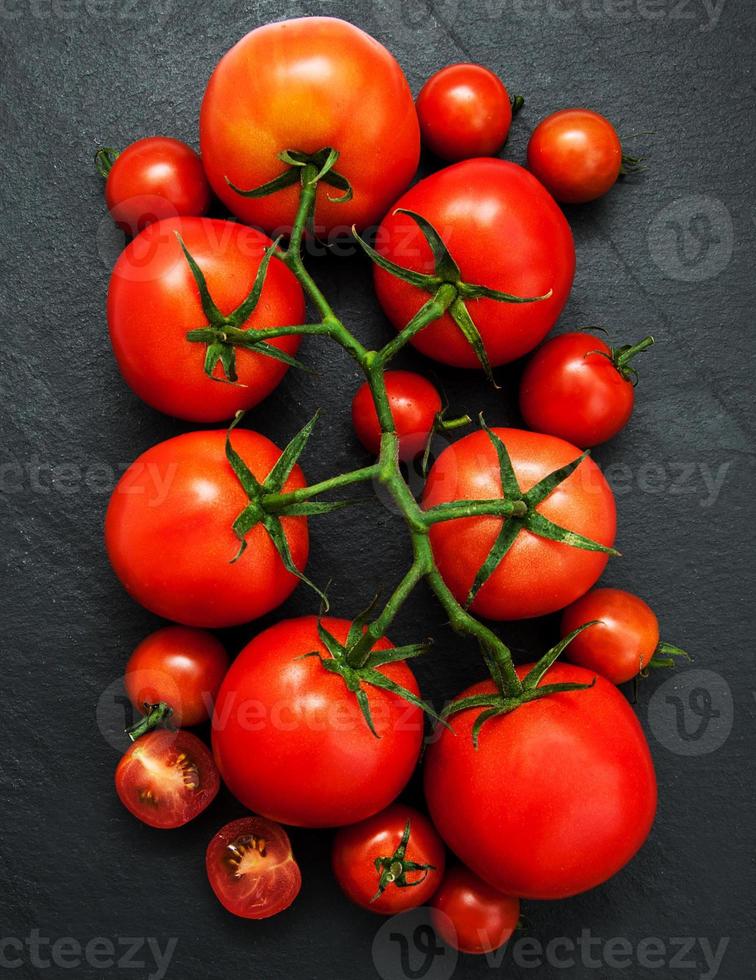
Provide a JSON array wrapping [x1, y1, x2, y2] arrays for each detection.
[[124, 626, 229, 727], [527, 109, 623, 204], [206, 816, 301, 920], [425, 662, 657, 899], [115, 729, 219, 829], [332, 804, 445, 914], [430, 866, 520, 955], [373, 160, 574, 368], [99, 136, 210, 235], [352, 371, 442, 461], [416, 64, 513, 162], [200, 18, 420, 235], [108, 217, 304, 423], [561, 588, 661, 684], [212, 617, 424, 828], [422, 428, 616, 620], [105, 429, 308, 628]]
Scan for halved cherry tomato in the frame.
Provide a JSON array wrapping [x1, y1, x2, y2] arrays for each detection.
[[115, 729, 219, 829], [352, 371, 442, 461], [206, 817, 302, 920], [430, 865, 520, 955]]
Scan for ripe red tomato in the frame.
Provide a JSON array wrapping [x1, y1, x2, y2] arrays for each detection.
[[124, 626, 229, 727], [373, 160, 574, 368], [200, 17, 420, 235], [332, 804, 445, 915], [561, 588, 661, 684], [105, 429, 308, 628], [527, 109, 623, 204], [206, 816, 301, 920], [422, 428, 616, 620], [424, 663, 657, 899], [108, 217, 304, 423], [352, 371, 442, 461], [416, 64, 513, 162], [430, 866, 520, 955], [99, 136, 210, 235], [211, 617, 424, 828], [115, 729, 219, 829]]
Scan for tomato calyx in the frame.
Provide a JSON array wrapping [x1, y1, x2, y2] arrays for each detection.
[[371, 819, 437, 902], [644, 641, 691, 674], [95, 146, 119, 179], [619, 151, 646, 176], [354, 210, 552, 386], [226, 146, 354, 205], [511, 94, 525, 114], [584, 333, 655, 385], [125, 701, 175, 742]]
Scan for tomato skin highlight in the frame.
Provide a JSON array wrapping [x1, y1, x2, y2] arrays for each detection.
[[332, 804, 445, 915], [416, 63, 513, 162], [206, 816, 302, 920], [107, 217, 304, 423], [200, 17, 420, 235], [373, 160, 575, 369], [519, 332, 635, 447], [561, 587, 661, 684], [352, 371, 442, 461], [430, 866, 520, 955], [424, 662, 657, 900], [422, 427, 616, 620], [104, 429, 308, 628], [124, 626, 229, 727], [104, 137, 211, 235], [115, 729, 220, 829], [527, 109, 623, 204], [211, 617, 424, 828]]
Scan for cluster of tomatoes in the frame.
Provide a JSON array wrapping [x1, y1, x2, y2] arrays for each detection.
[[100, 16, 685, 958]]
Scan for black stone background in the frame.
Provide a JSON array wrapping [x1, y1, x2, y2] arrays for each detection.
[[1, 1, 754, 978]]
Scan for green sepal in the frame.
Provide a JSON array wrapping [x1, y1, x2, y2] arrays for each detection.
[[262, 510, 329, 608], [395, 209, 461, 282], [176, 232, 224, 323], [480, 416, 522, 499], [364, 640, 432, 669], [352, 228, 439, 290], [370, 820, 437, 903], [521, 623, 600, 691], [465, 518, 521, 608], [263, 411, 320, 493], [523, 451, 590, 507], [227, 166, 300, 198], [647, 642, 691, 671], [448, 298, 497, 387], [524, 510, 620, 556]]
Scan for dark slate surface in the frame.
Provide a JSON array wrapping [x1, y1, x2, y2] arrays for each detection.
[[1, 1, 754, 978]]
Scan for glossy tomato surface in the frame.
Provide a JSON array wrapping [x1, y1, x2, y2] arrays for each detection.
[[108, 217, 304, 422], [200, 17, 420, 234], [430, 865, 520, 955], [424, 663, 657, 899], [212, 617, 424, 827], [373, 160, 574, 368], [352, 371, 442, 461], [105, 429, 308, 628], [422, 428, 616, 619]]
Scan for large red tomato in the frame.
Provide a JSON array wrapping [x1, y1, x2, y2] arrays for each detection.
[[373, 160, 575, 368], [105, 429, 308, 628], [424, 663, 657, 899], [200, 18, 420, 235], [108, 217, 304, 422], [422, 428, 616, 619], [212, 617, 424, 828]]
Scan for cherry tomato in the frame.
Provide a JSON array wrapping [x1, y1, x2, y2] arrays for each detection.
[[212, 617, 424, 828], [98, 137, 210, 235], [124, 626, 229, 727], [108, 217, 304, 423], [332, 804, 445, 915], [105, 429, 308, 628], [561, 588, 661, 684], [416, 63, 513, 162], [424, 663, 657, 899], [373, 160, 575, 368], [422, 427, 616, 620], [206, 816, 302, 920], [352, 371, 442, 461], [200, 18, 420, 235], [115, 729, 219, 829], [430, 865, 520, 955], [527, 109, 624, 204]]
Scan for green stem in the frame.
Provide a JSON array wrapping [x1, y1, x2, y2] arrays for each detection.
[[125, 702, 173, 742], [424, 499, 528, 525], [615, 335, 655, 368], [262, 464, 380, 511], [376, 283, 457, 367]]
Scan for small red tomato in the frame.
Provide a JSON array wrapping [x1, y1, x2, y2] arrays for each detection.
[[416, 64, 513, 162], [98, 137, 211, 235], [332, 804, 445, 915], [124, 626, 229, 727], [430, 866, 520, 955], [206, 817, 302, 920], [527, 109, 626, 204], [115, 729, 220, 829], [352, 371, 442, 461], [519, 332, 654, 447]]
